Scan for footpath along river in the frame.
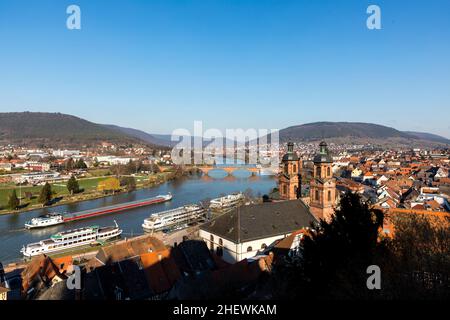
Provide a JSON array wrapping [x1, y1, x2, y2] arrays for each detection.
[[0, 170, 276, 263]]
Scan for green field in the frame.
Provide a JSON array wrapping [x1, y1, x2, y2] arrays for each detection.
[[0, 173, 172, 212], [0, 177, 110, 210]]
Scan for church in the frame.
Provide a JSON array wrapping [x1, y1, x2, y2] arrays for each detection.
[[278, 141, 337, 221], [199, 141, 338, 263]]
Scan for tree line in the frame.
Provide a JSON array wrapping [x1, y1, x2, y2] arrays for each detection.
[[262, 192, 449, 300]]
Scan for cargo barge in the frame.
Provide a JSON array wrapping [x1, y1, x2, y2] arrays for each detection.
[[24, 193, 172, 228]]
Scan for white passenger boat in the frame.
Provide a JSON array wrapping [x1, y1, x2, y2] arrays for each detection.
[[209, 192, 245, 210], [24, 213, 64, 229], [142, 204, 205, 232], [20, 222, 122, 257]]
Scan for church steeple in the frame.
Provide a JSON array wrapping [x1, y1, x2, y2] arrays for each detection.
[[278, 142, 302, 200], [287, 141, 294, 153], [309, 141, 336, 221]]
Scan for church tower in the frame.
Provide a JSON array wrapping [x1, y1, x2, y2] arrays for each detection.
[[278, 142, 302, 200], [309, 141, 336, 221]]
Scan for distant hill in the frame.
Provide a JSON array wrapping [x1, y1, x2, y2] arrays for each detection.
[[280, 122, 411, 141], [0, 112, 155, 148], [104, 124, 175, 147], [403, 131, 450, 145], [108, 121, 450, 148], [104, 125, 237, 148], [2, 113, 448, 149], [276, 122, 449, 146]]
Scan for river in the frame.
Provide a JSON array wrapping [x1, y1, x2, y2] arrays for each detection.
[[0, 170, 276, 263]]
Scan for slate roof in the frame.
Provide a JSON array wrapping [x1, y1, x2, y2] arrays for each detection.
[[94, 235, 166, 266], [200, 200, 318, 243]]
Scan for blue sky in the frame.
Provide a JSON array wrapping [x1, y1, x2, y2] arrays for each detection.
[[1, 0, 449, 137]]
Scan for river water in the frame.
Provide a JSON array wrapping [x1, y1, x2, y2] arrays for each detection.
[[0, 170, 276, 263]]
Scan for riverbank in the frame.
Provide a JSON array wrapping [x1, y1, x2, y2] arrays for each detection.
[[0, 168, 200, 216], [3, 226, 201, 273]]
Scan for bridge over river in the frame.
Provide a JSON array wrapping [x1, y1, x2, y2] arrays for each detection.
[[196, 164, 278, 176], [197, 165, 260, 175]]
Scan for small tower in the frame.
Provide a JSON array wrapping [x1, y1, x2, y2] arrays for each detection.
[[309, 141, 336, 221], [278, 142, 302, 200]]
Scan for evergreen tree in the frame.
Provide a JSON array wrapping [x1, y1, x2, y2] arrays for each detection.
[[67, 175, 80, 195], [8, 189, 20, 210], [301, 192, 383, 298], [120, 176, 136, 192], [38, 182, 52, 205], [75, 158, 87, 169], [270, 192, 384, 299], [65, 158, 74, 171]]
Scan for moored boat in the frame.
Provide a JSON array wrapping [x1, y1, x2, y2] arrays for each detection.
[[142, 204, 205, 232], [209, 192, 244, 210], [24, 213, 64, 229], [20, 222, 122, 257], [63, 193, 173, 222], [24, 194, 173, 229]]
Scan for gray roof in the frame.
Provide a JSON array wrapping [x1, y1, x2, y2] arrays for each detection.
[[201, 200, 318, 243], [282, 152, 299, 161], [313, 153, 333, 163]]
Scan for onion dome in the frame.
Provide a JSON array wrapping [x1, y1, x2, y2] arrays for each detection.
[[313, 141, 333, 163], [282, 141, 299, 161]]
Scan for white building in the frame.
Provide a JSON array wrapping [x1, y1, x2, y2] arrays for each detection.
[[435, 167, 449, 179], [375, 175, 389, 186], [16, 172, 60, 184], [52, 149, 80, 158], [199, 200, 318, 264], [95, 156, 137, 165], [0, 163, 12, 172]]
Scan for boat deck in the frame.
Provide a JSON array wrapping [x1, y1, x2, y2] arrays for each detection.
[[63, 196, 169, 221]]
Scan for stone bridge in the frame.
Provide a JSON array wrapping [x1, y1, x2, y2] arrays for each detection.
[[197, 165, 260, 175]]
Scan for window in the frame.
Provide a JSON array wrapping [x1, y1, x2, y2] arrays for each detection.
[[283, 185, 287, 195], [219, 238, 223, 246], [315, 190, 319, 201], [327, 167, 331, 177], [293, 164, 297, 173], [328, 190, 331, 201], [316, 167, 321, 178], [209, 234, 214, 250], [247, 246, 253, 252]]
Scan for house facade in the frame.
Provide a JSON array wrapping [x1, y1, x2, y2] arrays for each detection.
[[199, 200, 318, 264]]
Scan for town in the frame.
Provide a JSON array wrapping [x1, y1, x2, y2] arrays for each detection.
[[0, 138, 448, 300], [1, 0, 449, 311], [0, 142, 179, 214]]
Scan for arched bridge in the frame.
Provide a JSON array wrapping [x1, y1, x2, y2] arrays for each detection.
[[197, 165, 260, 176]]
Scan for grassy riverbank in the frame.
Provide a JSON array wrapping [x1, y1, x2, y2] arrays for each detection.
[[0, 168, 195, 216]]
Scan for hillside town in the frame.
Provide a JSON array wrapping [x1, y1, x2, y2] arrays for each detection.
[[0, 140, 448, 300]]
